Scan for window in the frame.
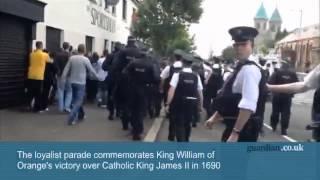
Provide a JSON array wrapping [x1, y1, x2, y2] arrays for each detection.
[[89, 0, 97, 5], [46, 26, 62, 54], [112, 6, 117, 15], [104, 0, 109, 10], [122, 0, 127, 20], [111, 41, 115, 51], [271, 24, 275, 32], [85, 36, 94, 53], [255, 23, 260, 29], [104, 40, 109, 51]]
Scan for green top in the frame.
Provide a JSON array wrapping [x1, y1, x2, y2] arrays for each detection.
[[255, 3, 268, 20], [270, 8, 282, 22]]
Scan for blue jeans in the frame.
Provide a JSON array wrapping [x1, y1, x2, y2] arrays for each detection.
[[68, 84, 86, 124], [57, 78, 72, 112]]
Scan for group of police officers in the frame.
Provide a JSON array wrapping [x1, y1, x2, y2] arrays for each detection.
[[99, 25, 306, 142]]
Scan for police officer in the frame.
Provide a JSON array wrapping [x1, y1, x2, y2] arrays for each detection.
[[205, 26, 267, 142], [113, 36, 141, 130], [190, 55, 206, 127], [268, 65, 320, 141], [268, 61, 298, 135], [146, 54, 161, 118], [192, 55, 206, 85], [102, 42, 122, 120], [160, 49, 184, 141], [204, 63, 224, 118], [165, 53, 204, 142], [124, 48, 160, 140]]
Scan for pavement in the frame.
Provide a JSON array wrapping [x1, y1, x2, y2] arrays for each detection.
[[0, 104, 154, 141]]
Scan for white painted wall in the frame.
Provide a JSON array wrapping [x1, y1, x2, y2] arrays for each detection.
[[33, 0, 137, 55]]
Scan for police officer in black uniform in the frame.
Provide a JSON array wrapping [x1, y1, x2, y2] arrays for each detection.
[[124, 48, 160, 140], [205, 26, 267, 142], [146, 54, 161, 118], [102, 42, 122, 120], [165, 53, 204, 142], [268, 61, 298, 135], [205, 62, 224, 118], [191, 55, 206, 127], [113, 36, 141, 130], [192, 55, 206, 85]]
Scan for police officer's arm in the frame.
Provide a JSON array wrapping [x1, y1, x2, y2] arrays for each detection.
[[166, 86, 175, 107], [152, 62, 161, 84], [166, 73, 179, 106], [122, 61, 133, 75], [230, 66, 261, 141], [268, 64, 320, 94]]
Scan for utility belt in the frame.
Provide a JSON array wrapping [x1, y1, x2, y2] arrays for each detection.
[[171, 96, 198, 112]]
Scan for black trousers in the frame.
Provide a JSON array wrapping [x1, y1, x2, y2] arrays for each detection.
[[203, 89, 211, 116], [146, 84, 162, 118], [128, 86, 147, 136], [41, 80, 52, 110], [154, 92, 163, 117], [86, 79, 98, 102], [221, 118, 260, 142], [116, 78, 131, 129], [168, 112, 176, 141], [27, 79, 43, 112], [313, 128, 320, 142], [170, 101, 197, 142], [270, 97, 292, 130], [107, 82, 115, 117]]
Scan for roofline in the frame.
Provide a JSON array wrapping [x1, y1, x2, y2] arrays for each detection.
[[276, 36, 320, 45], [25, 0, 47, 6], [254, 17, 268, 20], [269, 20, 282, 22]]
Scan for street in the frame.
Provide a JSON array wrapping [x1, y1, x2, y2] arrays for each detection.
[[157, 90, 315, 142], [0, 90, 315, 142]]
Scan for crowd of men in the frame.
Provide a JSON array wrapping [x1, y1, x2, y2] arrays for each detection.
[[26, 25, 320, 142]]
